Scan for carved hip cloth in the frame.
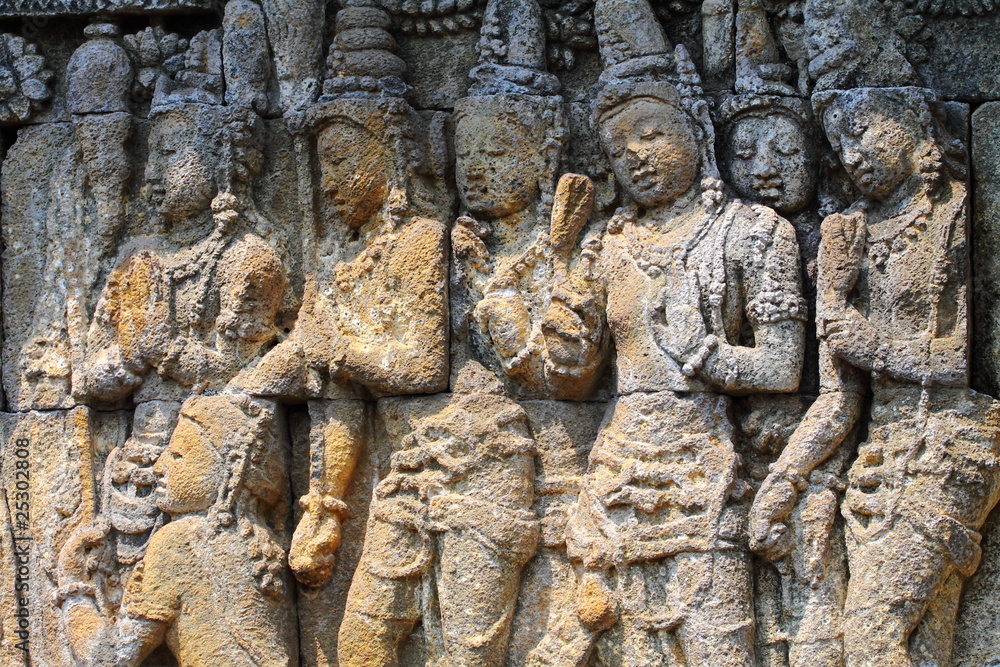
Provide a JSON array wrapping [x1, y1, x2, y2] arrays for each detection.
[[844, 381, 1000, 579], [568, 390, 748, 567]]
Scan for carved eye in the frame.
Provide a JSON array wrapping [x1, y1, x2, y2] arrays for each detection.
[[486, 148, 508, 157], [776, 144, 800, 157], [734, 147, 754, 159], [640, 129, 663, 141]]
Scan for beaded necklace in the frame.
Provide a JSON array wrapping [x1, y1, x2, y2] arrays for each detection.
[[614, 201, 739, 385]]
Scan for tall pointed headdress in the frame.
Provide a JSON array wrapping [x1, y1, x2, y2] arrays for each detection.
[[592, 0, 703, 119], [147, 1, 269, 201], [592, 0, 721, 188], [306, 1, 438, 224], [467, 0, 560, 97], [455, 0, 566, 218]]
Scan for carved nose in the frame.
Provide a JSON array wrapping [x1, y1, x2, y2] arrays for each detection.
[[753, 157, 779, 178], [841, 148, 862, 168]]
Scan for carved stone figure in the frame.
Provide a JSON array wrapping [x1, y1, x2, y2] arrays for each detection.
[[526, 1, 807, 665], [751, 86, 1000, 667], [453, 0, 606, 403], [448, 3, 611, 664], [234, 2, 450, 597], [56, 394, 296, 666], [340, 362, 537, 667], [715, 77, 835, 667], [80, 22, 287, 581]]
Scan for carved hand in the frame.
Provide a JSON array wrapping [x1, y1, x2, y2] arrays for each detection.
[[452, 216, 489, 272], [475, 278, 532, 368], [542, 284, 603, 372], [749, 469, 803, 561], [824, 307, 879, 369], [56, 518, 113, 594], [652, 282, 710, 370], [288, 492, 347, 588]]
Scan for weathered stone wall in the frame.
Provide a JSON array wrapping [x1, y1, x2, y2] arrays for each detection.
[[0, 0, 999, 665]]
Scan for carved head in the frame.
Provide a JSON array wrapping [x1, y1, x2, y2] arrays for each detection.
[[146, 104, 264, 223], [455, 94, 564, 218], [154, 395, 288, 597], [814, 87, 965, 202], [718, 95, 817, 215], [154, 395, 285, 515], [217, 234, 287, 344], [598, 94, 700, 209], [316, 115, 391, 228], [145, 105, 219, 223], [311, 97, 423, 229], [594, 76, 722, 212]]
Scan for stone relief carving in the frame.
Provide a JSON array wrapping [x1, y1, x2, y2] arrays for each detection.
[[340, 362, 537, 667], [0, 0, 1000, 664], [751, 85, 1000, 667], [56, 394, 296, 665], [528, 1, 805, 665], [452, 0, 606, 402]]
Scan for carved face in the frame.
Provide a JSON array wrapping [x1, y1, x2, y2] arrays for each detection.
[[726, 115, 815, 214], [145, 109, 218, 223], [153, 417, 223, 515], [600, 98, 700, 209], [218, 237, 285, 343], [317, 119, 391, 228], [822, 97, 917, 201], [455, 103, 546, 218]]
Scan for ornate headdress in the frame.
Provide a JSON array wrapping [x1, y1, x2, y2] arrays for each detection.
[[592, 0, 722, 206], [455, 0, 567, 219], [304, 1, 442, 225], [715, 93, 815, 140], [180, 394, 288, 599], [148, 1, 269, 204]]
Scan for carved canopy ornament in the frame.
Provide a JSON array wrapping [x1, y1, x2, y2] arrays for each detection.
[[0, 33, 51, 124], [379, 0, 484, 35], [900, 0, 1000, 15], [0, 0, 213, 16]]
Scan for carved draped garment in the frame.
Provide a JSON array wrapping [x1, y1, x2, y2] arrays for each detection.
[[841, 182, 1000, 560], [568, 200, 803, 564]]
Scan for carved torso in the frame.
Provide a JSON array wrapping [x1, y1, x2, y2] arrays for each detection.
[[599, 199, 805, 395]]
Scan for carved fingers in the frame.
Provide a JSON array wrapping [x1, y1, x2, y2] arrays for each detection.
[[56, 518, 113, 593], [452, 216, 490, 271], [749, 472, 800, 561], [542, 285, 604, 374], [824, 307, 879, 368], [818, 210, 868, 309], [288, 495, 346, 588]]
